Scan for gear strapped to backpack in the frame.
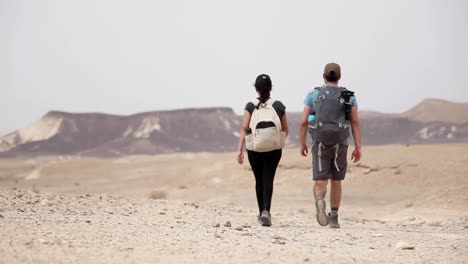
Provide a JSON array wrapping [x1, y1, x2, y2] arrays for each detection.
[[308, 86, 354, 172], [245, 98, 286, 152]]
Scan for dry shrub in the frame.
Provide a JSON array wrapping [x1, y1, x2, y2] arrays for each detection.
[[146, 189, 168, 200]]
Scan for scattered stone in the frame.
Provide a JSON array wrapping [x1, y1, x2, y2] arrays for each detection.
[[273, 239, 286, 245], [212, 223, 220, 228], [85, 193, 91, 197], [146, 190, 168, 200], [178, 185, 188, 189], [120, 247, 133, 251], [242, 224, 251, 228], [0, 214, 3, 219], [40, 199, 52, 207], [25, 240, 33, 246], [32, 186, 40, 194], [428, 221, 443, 227], [224, 221, 232, 227], [17, 208, 25, 213], [159, 212, 166, 215], [372, 234, 383, 237], [394, 169, 401, 175], [395, 241, 415, 250], [85, 220, 92, 224], [405, 202, 413, 208], [235, 226, 244, 231], [304, 258, 310, 262], [214, 233, 221, 239], [38, 239, 49, 244]]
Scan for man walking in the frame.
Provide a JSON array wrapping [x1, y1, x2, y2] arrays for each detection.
[[299, 63, 362, 228]]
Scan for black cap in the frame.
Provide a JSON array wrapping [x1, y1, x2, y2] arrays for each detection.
[[255, 74, 272, 88]]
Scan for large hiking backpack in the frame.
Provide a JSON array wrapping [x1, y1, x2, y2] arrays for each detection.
[[245, 98, 286, 152], [309, 86, 351, 146], [308, 86, 352, 172]]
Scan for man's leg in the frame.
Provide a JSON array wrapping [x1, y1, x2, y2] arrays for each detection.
[[330, 180, 342, 210], [314, 180, 328, 200], [314, 180, 329, 226], [328, 144, 348, 228]]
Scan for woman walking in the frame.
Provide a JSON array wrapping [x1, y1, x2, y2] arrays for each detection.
[[237, 74, 288, 226]]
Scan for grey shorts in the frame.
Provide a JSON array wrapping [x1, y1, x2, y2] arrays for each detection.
[[312, 143, 348, 181]]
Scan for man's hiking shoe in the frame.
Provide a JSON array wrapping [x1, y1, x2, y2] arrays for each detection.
[[315, 199, 329, 226], [260, 210, 271, 227], [328, 213, 340, 228]]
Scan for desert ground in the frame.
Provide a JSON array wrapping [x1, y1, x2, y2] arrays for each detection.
[[0, 144, 467, 263]]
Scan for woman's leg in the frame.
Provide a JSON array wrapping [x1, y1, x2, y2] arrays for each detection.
[[247, 151, 264, 214], [262, 149, 282, 212]]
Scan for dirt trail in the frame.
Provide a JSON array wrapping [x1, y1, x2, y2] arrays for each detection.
[[0, 189, 466, 264]]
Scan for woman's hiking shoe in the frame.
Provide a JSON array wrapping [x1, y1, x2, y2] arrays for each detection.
[[315, 199, 329, 226], [260, 210, 271, 227], [328, 213, 340, 228]]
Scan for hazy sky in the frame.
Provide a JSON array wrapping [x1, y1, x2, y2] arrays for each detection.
[[1, 0, 467, 135]]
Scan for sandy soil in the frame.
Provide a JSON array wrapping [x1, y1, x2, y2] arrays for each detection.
[[0, 144, 467, 263]]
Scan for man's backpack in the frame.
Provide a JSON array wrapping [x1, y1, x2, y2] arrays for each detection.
[[308, 86, 351, 146], [245, 98, 286, 152]]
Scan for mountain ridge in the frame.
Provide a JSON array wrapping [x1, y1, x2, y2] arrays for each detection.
[[1, 100, 467, 157]]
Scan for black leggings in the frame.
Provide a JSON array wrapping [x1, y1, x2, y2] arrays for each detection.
[[247, 149, 282, 214]]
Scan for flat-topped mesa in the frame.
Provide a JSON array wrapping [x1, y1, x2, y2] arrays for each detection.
[[0, 107, 241, 157], [403, 98, 468, 124]]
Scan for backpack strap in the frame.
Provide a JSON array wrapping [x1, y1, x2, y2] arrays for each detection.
[[252, 98, 276, 109]]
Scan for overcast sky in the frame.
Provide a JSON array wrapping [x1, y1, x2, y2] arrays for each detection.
[[1, 0, 467, 135]]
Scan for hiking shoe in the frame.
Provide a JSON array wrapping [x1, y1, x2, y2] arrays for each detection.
[[260, 210, 271, 227], [328, 213, 340, 228], [315, 199, 329, 226]]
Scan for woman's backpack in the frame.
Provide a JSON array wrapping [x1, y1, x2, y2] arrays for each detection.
[[245, 98, 286, 152]]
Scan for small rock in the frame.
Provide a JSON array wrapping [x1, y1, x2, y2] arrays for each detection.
[[224, 221, 232, 227], [395, 241, 415, 250], [40, 199, 52, 207], [273, 240, 286, 245], [120, 247, 133, 251], [0, 214, 3, 219], [428, 221, 443, 227], [212, 223, 220, 228], [372, 234, 383, 237], [235, 226, 244, 231], [85, 220, 91, 224], [25, 240, 33, 246], [405, 202, 413, 208], [242, 224, 251, 228], [304, 258, 310, 262], [159, 212, 166, 215], [38, 239, 49, 244]]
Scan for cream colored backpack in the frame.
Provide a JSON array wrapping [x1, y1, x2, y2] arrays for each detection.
[[245, 98, 286, 152]]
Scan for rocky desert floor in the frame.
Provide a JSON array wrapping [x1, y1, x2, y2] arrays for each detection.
[[0, 144, 467, 263]]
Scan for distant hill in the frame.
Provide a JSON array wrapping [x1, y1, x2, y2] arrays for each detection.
[[0, 108, 243, 157], [1, 99, 468, 157], [403, 99, 468, 124]]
